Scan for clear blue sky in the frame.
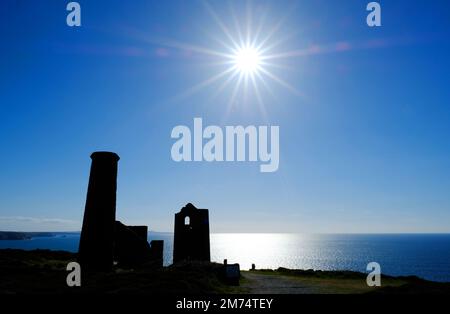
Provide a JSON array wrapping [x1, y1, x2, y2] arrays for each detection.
[[1, 0, 450, 232]]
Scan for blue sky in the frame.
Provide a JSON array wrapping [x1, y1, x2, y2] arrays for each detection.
[[1, 0, 450, 232]]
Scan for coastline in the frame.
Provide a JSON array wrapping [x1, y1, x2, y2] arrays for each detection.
[[2, 232, 450, 282], [1, 249, 449, 294]]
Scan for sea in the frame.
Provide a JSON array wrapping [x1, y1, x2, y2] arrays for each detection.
[[1, 233, 449, 282]]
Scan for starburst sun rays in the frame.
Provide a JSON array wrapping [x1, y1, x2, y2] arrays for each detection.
[[136, 1, 308, 117]]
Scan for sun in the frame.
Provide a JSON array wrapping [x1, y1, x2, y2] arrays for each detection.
[[144, 1, 307, 115], [232, 46, 262, 75]]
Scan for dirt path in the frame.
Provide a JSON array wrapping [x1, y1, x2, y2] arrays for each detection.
[[241, 272, 320, 294]]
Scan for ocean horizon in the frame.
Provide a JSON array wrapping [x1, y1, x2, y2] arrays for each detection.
[[1, 232, 449, 283]]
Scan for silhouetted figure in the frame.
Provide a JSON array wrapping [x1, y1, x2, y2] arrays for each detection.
[[79, 152, 120, 271], [173, 203, 210, 263]]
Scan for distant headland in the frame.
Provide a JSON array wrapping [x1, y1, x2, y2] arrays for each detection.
[[0, 231, 55, 240]]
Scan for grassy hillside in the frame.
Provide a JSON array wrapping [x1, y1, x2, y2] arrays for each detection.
[[1, 249, 449, 294]]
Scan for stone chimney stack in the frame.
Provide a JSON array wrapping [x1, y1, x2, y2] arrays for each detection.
[[79, 151, 120, 271]]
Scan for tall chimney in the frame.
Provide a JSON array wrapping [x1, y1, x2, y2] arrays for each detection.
[[78, 151, 120, 271]]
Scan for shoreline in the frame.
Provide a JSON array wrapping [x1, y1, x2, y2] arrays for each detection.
[[1, 249, 449, 294]]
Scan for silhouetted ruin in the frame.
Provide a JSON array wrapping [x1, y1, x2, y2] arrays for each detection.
[[79, 151, 163, 271], [79, 152, 119, 271], [114, 221, 148, 267], [173, 203, 210, 263], [149, 239, 164, 267]]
